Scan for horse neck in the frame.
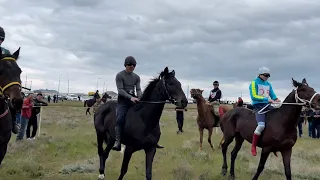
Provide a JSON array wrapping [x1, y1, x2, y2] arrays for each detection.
[[277, 90, 302, 129], [195, 96, 207, 118], [140, 83, 166, 131]]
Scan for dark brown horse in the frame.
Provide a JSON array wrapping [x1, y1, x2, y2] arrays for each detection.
[[84, 93, 111, 115], [220, 78, 320, 180], [0, 47, 24, 165], [190, 88, 233, 151]]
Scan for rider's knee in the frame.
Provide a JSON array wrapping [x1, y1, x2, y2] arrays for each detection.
[[254, 123, 265, 135]]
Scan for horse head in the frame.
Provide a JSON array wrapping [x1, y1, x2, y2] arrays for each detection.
[[0, 47, 23, 109], [292, 78, 320, 110], [159, 67, 188, 108], [190, 88, 204, 100]]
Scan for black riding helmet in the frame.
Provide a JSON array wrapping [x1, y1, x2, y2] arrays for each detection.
[[213, 81, 219, 86], [0, 26, 5, 39], [124, 56, 137, 66]]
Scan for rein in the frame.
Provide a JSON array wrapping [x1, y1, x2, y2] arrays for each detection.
[[0, 57, 21, 95], [0, 97, 9, 118], [258, 88, 320, 114], [137, 77, 177, 104]]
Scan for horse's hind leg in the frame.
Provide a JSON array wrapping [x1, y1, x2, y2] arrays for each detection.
[[221, 134, 235, 176], [118, 146, 136, 180], [208, 128, 214, 150], [229, 134, 244, 180], [97, 133, 115, 180], [144, 147, 157, 180], [0, 141, 9, 166], [280, 148, 292, 180]]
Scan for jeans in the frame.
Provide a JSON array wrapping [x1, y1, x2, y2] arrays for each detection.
[[297, 117, 303, 137], [115, 101, 133, 128], [253, 103, 274, 126], [16, 112, 21, 124], [308, 121, 314, 137], [16, 116, 29, 140], [312, 120, 320, 138]]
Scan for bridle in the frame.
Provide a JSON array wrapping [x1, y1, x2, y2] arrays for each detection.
[[0, 96, 9, 119], [138, 76, 177, 104], [0, 57, 22, 96]]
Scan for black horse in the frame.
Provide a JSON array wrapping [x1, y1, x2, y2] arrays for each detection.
[[94, 67, 188, 180], [0, 47, 23, 165], [84, 93, 111, 115]]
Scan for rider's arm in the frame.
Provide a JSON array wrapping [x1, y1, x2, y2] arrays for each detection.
[[269, 83, 278, 100], [249, 81, 268, 102], [115, 73, 133, 99], [135, 75, 142, 98]]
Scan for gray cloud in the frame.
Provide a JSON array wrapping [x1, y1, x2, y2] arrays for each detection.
[[1, 0, 320, 102]]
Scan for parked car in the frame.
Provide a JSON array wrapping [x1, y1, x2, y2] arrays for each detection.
[[66, 94, 78, 101]]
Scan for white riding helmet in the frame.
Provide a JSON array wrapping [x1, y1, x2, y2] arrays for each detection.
[[258, 67, 270, 75]]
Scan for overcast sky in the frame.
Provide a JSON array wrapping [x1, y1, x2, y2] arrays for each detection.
[[1, 0, 319, 102]]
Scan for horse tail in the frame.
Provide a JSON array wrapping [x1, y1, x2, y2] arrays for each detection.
[[84, 100, 87, 107], [219, 108, 237, 133], [94, 101, 116, 133]]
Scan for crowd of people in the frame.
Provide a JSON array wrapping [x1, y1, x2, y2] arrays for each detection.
[[298, 107, 320, 138], [15, 92, 48, 141]]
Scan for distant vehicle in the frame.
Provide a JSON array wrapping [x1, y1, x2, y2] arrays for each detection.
[[187, 98, 194, 104], [66, 94, 78, 101], [81, 95, 91, 102]]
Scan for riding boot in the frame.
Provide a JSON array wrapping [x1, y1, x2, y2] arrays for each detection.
[[112, 125, 122, 151], [251, 133, 260, 156], [12, 117, 20, 134], [156, 144, 164, 149]]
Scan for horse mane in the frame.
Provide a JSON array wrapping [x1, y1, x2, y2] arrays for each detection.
[[139, 76, 161, 101]]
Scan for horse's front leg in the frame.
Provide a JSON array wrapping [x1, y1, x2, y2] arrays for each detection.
[[118, 146, 136, 180], [281, 148, 292, 180], [144, 146, 156, 180], [252, 148, 271, 180]]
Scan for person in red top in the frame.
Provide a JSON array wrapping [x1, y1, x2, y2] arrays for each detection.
[[16, 93, 34, 141], [236, 97, 244, 107]]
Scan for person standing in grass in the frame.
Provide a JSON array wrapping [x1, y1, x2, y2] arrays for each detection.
[[306, 108, 315, 137], [16, 93, 34, 141], [175, 106, 187, 134], [26, 93, 48, 139], [297, 107, 306, 137]]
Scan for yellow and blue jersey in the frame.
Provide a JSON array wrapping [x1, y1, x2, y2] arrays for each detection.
[[249, 77, 277, 105]]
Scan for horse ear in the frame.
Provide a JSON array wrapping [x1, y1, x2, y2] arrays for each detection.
[[171, 70, 175, 76], [163, 67, 169, 75], [200, 89, 204, 93], [12, 47, 21, 60], [302, 78, 307, 84], [292, 78, 300, 87]]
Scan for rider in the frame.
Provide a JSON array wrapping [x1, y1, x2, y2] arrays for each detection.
[[112, 56, 164, 151], [236, 97, 244, 107], [249, 67, 280, 156], [0, 26, 11, 55], [0, 26, 20, 134], [207, 81, 222, 116]]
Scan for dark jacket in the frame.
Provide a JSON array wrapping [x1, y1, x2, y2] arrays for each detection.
[[208, 88, 221, 102], [32, 99, 48, 117]]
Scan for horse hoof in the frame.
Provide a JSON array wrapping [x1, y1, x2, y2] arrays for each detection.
[[98, 174, 105, 180], [221, 168, 227, 176], [229, 175, 235, 180]]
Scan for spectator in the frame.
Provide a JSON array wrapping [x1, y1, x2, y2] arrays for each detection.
[[297, 107, 306, 137], [312, 110, 320, 138], [306, 108, 315, 137], [47, 95, 51, 103], [175, 106, 187, 134], [26, 93, 48, 139], [16, 93, 33, 141]]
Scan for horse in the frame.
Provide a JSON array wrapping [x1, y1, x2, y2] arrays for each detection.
[[190, 88, 233, 151], [0, 47, 24, 165], [220, 78, 320, 180], [84, 93, 111, 115], [94, 67, 187, 180]]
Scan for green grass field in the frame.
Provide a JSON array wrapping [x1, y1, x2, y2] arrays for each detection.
[[0, 100, 320, 180]]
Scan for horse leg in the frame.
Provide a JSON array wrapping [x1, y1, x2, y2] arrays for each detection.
[[144, 147, 157, 180], [221, 135, 234, 176], [207, 128, 214, 150], [97, 133, 115, 180], [229, 134, 244, 180], [118, 146, 136, 180], [88, 108, 91, 115], [0, 132, 10, 165], [218, 135, 224, 149], [281, 148, 292, 180], [198, 127, 204, 151], [252, 148, 270, 180]]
